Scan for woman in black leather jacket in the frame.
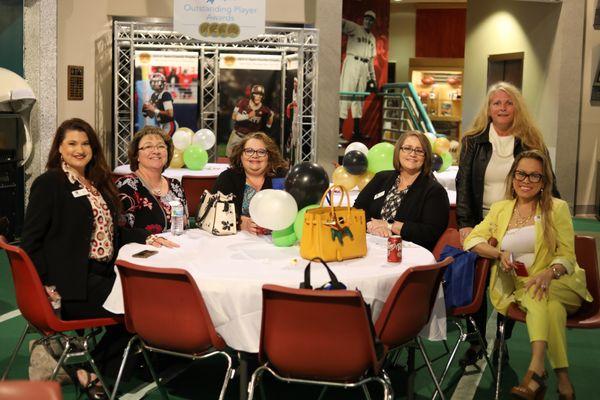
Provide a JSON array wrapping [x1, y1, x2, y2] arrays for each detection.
[[456, 82, 558, 367]]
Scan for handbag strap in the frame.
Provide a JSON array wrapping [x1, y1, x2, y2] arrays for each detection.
[[197, 191, 218, 224], [299, 257, 346, 290], [319, 185, 352, 211]]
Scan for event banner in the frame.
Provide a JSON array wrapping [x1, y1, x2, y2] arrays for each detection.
[[340, 0, 389, 143], [133, 50, 199, 135], [173, 0, 265, 43]]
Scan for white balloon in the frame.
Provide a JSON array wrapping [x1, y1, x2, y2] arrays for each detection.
[[192, 128, 216, 150], [249, 189, 298, 231], [172, 129, 193, 151], [344, 142, 369, 156]]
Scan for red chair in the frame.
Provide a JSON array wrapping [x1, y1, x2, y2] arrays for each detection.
[[111, 260, 233, 400], [432, 228, 462, 260], [375, 257, 453, 400], [494, 235, 600, 399], [248, 284, 393, 400], [0, 380, 62, 400], [181, 175, 218, 216], [0, 241, 122, 398]]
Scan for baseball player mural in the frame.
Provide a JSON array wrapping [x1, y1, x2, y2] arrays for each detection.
[[142, 72, 178, 136], [340, 10, 378, 142], [227, 84, 275, 156]]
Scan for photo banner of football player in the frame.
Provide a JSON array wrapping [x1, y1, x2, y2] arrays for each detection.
[[283, 54, 299, 160], [218, 53, 282, 157], [134, 50, 199, 136], [340, 0, 389, 144]]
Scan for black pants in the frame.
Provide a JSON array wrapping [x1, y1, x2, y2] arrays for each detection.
[[61, 260, 132, 379]]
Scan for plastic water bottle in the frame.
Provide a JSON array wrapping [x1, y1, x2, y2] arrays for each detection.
[[170, 200, 185, 236]]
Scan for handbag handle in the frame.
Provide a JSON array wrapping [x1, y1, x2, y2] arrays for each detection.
[[299, 257, 347, 290], [318, 185, 352, 214], [197, 191, 218, 224]]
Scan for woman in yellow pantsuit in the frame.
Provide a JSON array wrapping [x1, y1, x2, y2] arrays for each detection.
[[464, 150, 592, 400]]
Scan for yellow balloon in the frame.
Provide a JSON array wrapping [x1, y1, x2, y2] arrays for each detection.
[[434, 137, 451, 155], [170, 149, 185, 168], [332, 166, 359, 191], [356, 171, 375, 191]]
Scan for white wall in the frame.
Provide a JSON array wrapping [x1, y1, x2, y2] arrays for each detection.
[[389, 4, 416, 82]]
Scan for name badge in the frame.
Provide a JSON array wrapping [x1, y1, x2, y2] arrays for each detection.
[[72, 188, 89, 198], [374, 191, 385, 200]]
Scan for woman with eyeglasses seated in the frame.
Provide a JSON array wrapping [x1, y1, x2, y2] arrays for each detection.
[[354, 131, 449, 251], [114, 126, 182, 247], [212, 132, 287, 234], [464, 150, 591, 400]]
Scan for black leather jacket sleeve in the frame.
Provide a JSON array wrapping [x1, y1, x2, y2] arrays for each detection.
[[455, 135, 476, 229]]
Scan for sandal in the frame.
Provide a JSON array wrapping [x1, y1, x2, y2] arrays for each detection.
[[77, 370, 108, 400], [458, 345, 485, 368], [558, 383, 576, 400], [510, 370, 547, 400]]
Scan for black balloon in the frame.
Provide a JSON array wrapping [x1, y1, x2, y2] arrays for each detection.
[[432, 154, 443, 172], [285, 162, 330, 209], [342, 150, 368, 175]]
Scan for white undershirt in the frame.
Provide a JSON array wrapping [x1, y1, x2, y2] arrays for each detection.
[[483, 124, 515, 213], [501, 225, 536, 269]]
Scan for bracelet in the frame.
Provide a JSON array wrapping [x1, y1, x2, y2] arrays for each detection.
[[146, 234, 158, 245], [551, 265, 563, 279]]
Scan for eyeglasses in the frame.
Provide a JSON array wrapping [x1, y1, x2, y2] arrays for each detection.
[[400, 146, 426, 157], [243, 148, 268, 158], [139, 144, 168, 152], [514, 170, 543, 183]]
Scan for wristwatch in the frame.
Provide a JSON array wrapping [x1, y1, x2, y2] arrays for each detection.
[[551, 265, 563, 279], [386, 219, 395, 234]]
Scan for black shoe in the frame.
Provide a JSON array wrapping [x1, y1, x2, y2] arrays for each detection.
[[492, 341, 509, 366], [458, 346, 485, 368]]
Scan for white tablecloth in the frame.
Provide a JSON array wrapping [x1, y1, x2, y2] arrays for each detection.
[[104, 230, 446, 353], [433, 166, 458, 192], [114, 163, 229, 180]]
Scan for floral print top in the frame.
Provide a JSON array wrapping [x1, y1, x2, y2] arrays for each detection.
[[62, 162, 114, 261], [116, 173, 188, 234]]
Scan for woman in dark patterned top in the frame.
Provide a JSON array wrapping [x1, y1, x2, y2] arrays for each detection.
[[115, 126, 184, 245], [353, 131, 449, 251]]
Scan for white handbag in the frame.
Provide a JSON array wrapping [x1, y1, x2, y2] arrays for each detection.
[[197, 190, 237, 235]]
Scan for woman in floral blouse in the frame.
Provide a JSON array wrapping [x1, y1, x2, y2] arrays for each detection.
[[116, 126, 187, 242]]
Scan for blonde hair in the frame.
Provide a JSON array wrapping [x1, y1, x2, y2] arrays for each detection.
[[504, 150, 556, 250], [463, 82, 545, 152]]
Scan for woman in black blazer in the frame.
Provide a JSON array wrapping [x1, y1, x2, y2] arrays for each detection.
[[21, 118, 148, 399], [354, 131, 449, 251], [212, 132, 287, 234]]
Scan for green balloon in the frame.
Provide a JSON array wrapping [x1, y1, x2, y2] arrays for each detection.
[[183, 144, 208, 170], [367, 142, 395, 174], [272, 224, 297, 247], [439, 151, 453, 172], [293, 204, 319, 240]]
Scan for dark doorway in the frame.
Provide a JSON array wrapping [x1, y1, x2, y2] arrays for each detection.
[[487, 52, 524, 90], [388, 61, 396, 83]]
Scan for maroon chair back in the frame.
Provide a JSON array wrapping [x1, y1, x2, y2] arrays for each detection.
[[0, 241, 59, 335], [116, 260, 225, 354], [181, 175, 218, 216], [375, 257, 453, 348], [569, 235, 600, 327], [432, 228, 461, 260], [259, 284, 380, 382], [0, 381, 62, 400]]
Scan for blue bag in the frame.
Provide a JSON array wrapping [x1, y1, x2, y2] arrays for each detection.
[[439, 245, 477, 309]]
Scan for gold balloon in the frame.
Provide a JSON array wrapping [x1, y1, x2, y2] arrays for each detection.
[[170, 149, 185, 168], [332, 166, 359, 191], [356, 171, 375, 191], [434, 137, 451, 155]]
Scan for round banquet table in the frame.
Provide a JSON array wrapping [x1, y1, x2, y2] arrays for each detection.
[[104, 229, 446, 353]]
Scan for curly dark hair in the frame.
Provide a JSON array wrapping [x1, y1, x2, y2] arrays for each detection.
[[229, 132, 287, 176], [128, 126, 174, 172], [46, 118, 120, 209]]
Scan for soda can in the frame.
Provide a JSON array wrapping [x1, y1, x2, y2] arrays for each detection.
[[387, 235, 402, 263]]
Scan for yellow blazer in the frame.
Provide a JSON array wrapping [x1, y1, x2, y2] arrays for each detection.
[[464, 198, 592, 315]]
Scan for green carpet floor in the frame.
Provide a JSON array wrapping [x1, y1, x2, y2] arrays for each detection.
[[2, 224, 600, 399]]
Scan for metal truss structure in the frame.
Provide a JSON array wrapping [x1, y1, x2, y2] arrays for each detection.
[[113, 21, 319, 166]]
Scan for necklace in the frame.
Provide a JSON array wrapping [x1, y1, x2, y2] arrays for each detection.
[[512, 205, 533, 228], [136, 171, 164, 197]]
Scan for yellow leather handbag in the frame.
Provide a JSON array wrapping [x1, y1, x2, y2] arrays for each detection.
[[300, 185, 367, 262]]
